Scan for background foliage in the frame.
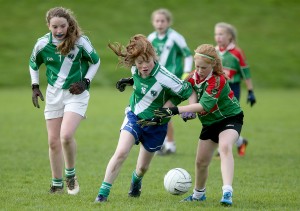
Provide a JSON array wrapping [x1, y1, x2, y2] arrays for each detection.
[[0, 0, 299, 88]]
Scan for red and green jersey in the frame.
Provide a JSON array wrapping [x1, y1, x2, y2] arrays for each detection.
[[216, 43, 251, 84], [188, 71, 242, 126]]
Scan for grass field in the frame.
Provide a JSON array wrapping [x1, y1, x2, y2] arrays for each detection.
[[0, 87, 299, 210], [0, 0, 300, 88]]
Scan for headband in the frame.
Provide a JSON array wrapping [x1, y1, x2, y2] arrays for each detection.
[[195, 52, 215, 61]]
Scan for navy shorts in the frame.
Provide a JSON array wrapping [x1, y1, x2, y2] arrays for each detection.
[[199, 112, 244, 143], [121, 111, 168, 152]]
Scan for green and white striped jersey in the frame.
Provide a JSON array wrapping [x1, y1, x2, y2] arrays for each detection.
[[129, 62, 192, 121], [29, 33, 100, 89], [148, 28, 192, 78]]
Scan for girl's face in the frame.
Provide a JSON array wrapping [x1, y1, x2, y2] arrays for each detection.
[[48, 17, 69, 40], [134, 56, 155, 78], [214, 26, 231, 48], [152, 13, 169, 35], [194, 57, 213, 80]]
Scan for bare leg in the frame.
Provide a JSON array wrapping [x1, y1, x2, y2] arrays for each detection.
[[194, 139, 217, 189], [103, 130, 135, 184], [135, 145, 155, 176], [47, 118, 64, 179], [218, 129, 239, 186], [60, 112, 83, 169]]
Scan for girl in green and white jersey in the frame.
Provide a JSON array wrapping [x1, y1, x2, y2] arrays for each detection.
[[148, 8, 194, 155], [95, 34, 192, 203], [29, 7, 100, 195]]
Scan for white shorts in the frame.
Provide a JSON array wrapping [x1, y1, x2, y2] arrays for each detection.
[[44, 84, 90, 120]]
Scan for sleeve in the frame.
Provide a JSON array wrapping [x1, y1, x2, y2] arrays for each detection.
[[81, 36, 101, 81], [29, 41, 44, 85], [158, 69, 192, 105], [29, 42, 44, 71], [81, 36, 100, 64], [237, 48, 251, 79], [173, 33, 192, 57]]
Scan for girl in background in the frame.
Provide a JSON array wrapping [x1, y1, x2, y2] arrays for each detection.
[[147, 8, 193, 155], [214, 22, 256, 156]]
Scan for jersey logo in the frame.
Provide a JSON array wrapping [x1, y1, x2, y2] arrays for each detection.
[[68, 54, 75, 60], [141, 87, 147, 94], [47, 57, 54, 61], [150, 90, 157, 97]]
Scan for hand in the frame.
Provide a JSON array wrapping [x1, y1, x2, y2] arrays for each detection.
[[247, 90, 256, 107], [137, 117, 162, 128], [32, 84, 44, 108], [116, 77, 134, 92], [181, 73, 189, 80], [69, 78, 90, 95], [180, 112, 196, 122], [154, 107, 179, 118]]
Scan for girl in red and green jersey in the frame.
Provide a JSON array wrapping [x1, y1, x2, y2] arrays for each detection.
[[214, 22, 256, 105], [152, 44, 243, 206], [215, 22, 256, 156]]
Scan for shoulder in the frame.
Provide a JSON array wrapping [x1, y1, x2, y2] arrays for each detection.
[[131, 66, 138, 75], [207, 74, 226, 89], [76, 35, 92, 45], [229, 47, 245, 58], [33, 33, 50, 51], [147, 32, 156, 41], [168, 28, 185, 40]]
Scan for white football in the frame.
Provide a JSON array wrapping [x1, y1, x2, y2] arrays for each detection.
[[164, 168, 192, 195]]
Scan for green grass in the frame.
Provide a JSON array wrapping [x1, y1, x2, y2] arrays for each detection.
[[0, 87, 299, 210], [0, 0, 300, 88]]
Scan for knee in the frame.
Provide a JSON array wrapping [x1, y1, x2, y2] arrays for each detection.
[[219, 144, 232, 156], [48, 136, 61, 151], [196, 158, 209, 169], [60, 132, 73, 145], [114, 150, 129, 163]]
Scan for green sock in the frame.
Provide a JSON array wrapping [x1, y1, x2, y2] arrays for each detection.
[[65, 168, 75, 178], [52, 178, 63, 187], [132, 170, 143, 184], [99, 182, 112, 197]]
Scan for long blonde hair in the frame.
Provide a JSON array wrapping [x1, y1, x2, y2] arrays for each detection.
[[46, 7, 82, 55], [194, 44, 228, 79], [108, 34, 158, 68]]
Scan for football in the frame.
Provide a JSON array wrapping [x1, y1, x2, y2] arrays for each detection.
[[163, 168, 192, 195]]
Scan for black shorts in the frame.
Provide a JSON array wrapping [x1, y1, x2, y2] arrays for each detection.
[[199, 112, 244, 143]]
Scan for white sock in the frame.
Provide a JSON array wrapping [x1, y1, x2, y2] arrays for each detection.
[[193, 188, 206, 199], [165, 141, 176, 151], [222, 185, 233, 195], [236, 136, 244, 147]]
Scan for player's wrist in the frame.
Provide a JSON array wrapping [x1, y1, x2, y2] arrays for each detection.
[[32, 84, 39, 90], [83, 78, 90, 89], [170, 107, 179, 115]]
